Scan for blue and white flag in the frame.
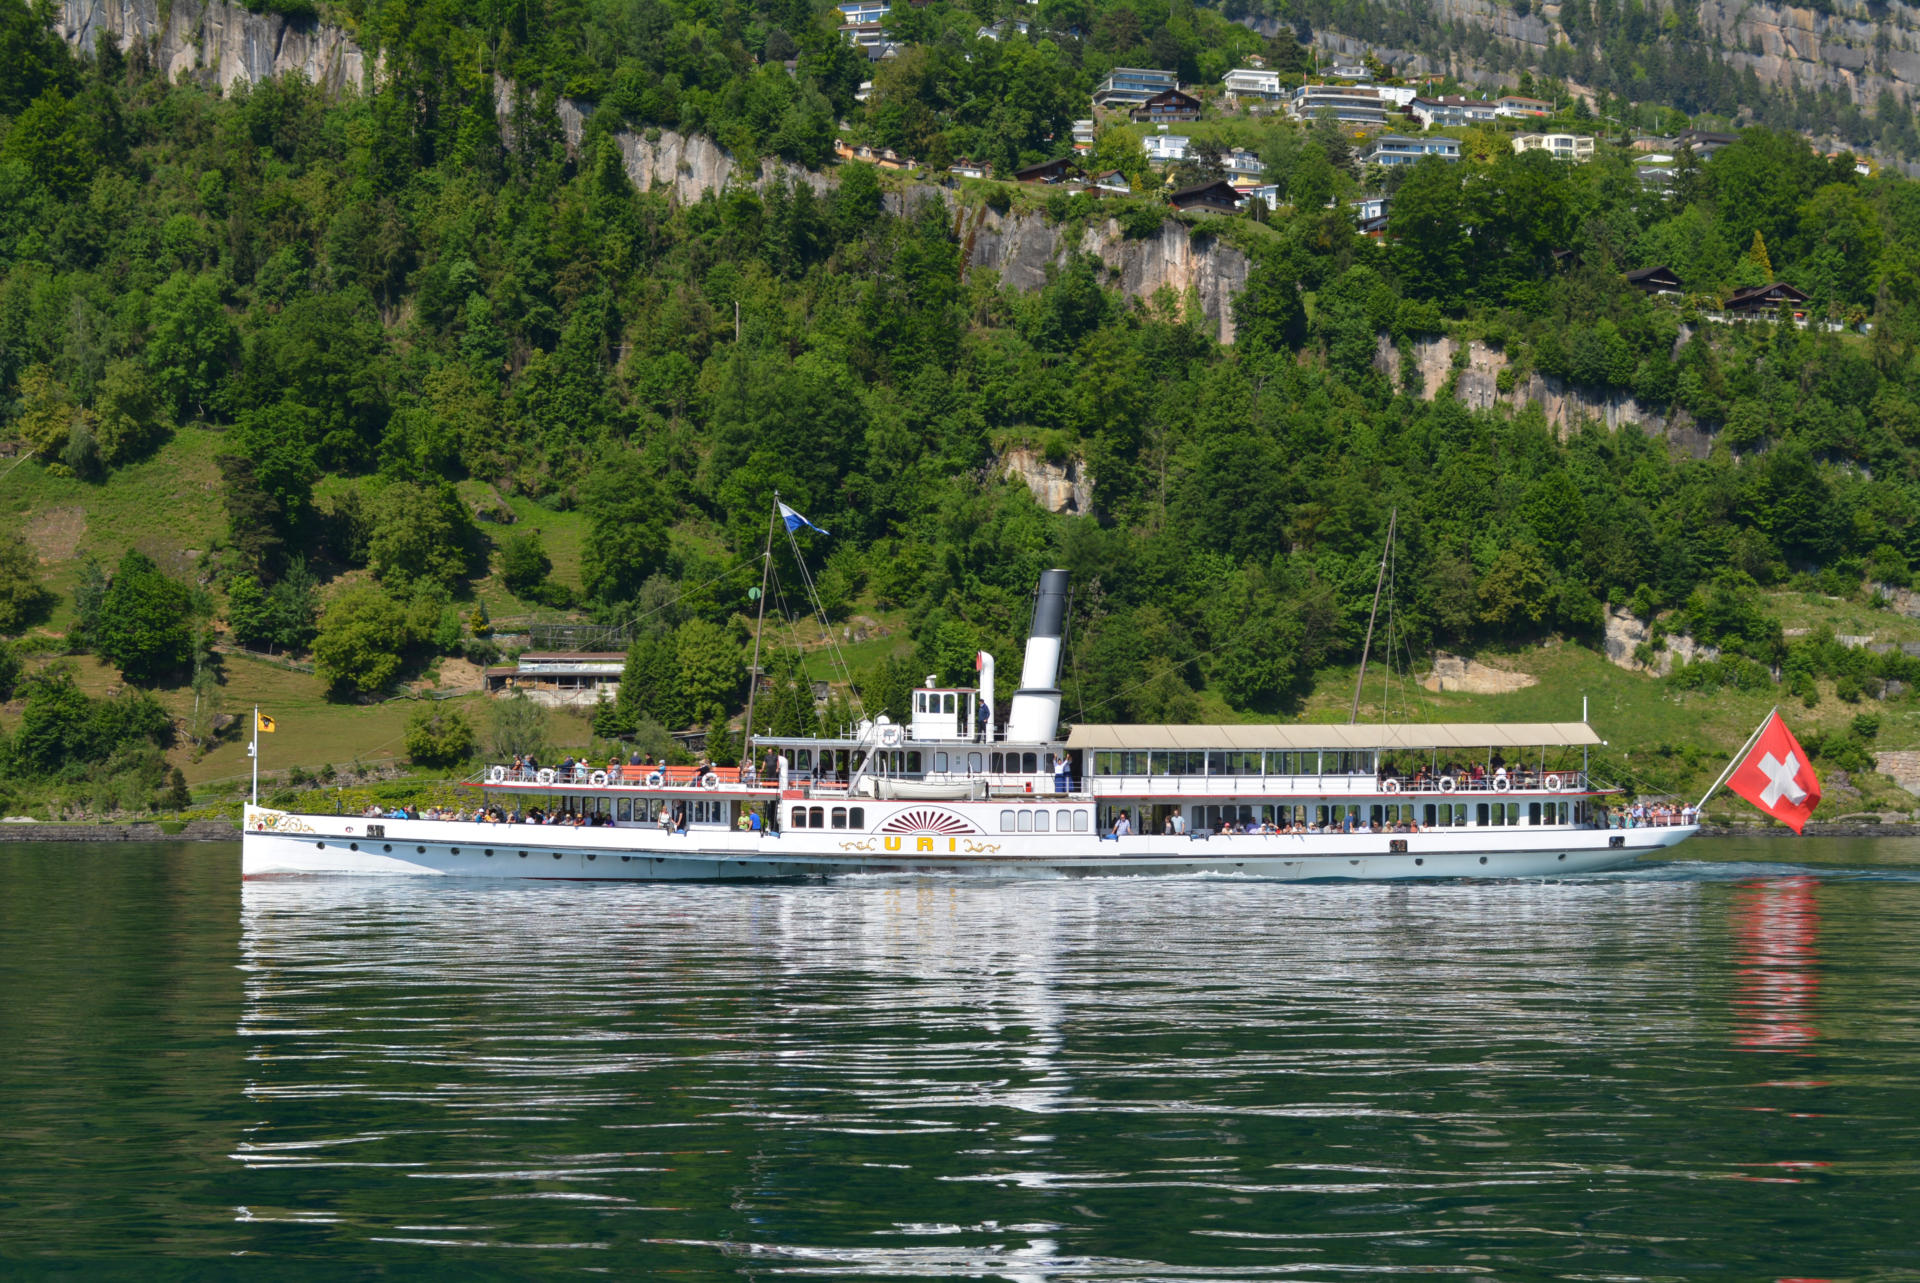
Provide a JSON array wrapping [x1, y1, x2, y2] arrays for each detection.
[[779, 502, 829, 536]]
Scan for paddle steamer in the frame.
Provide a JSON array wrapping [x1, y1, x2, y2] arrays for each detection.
[[242, 570, 1695, 880]]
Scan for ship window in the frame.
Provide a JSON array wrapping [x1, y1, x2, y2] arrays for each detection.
[[1057, 809, 1072, 830], [1210, 751, 1262, 776], [792, 807, 809, 829], [1074, 811, 1089, 832], [935, 752, 949, 772], [1529, 802, 1542, 826], [1034, 811, 1049, 832], [1001, 810, 1016, 831], [989, 752, 1003, 772], [906, 752, 921, 772], [1150, 751, 1205, 776], [849, 808, 864, 828], [915, 692, 926, 712], [943, 694, 955, 714], [831, 807, 847, 829], [968, 753, 983, 773], [808, 806, 824, 827], [1022, 752, 1038, 773], [1017, 810, 1033, 832]]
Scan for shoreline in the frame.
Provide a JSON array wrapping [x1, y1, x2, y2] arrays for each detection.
[[0, 821, 242, 843]]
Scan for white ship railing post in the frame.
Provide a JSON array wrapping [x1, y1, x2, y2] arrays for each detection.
[[249, 704, 259, 805]]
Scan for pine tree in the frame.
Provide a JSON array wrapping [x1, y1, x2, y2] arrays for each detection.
[[167, 767, 191, 811], [1746, 229, 1774, 280]]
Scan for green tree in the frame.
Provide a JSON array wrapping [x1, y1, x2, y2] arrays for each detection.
[[226, 573, 274, 649], [1388, 155, 1466, 301], [580, 453, 669, 606], [0, 535, 53, 634], [0, 639, 20, 700], [496, 528, 553, 597], [367, 482, 477, 591], [615, 631, 681, 731], [91, 551, 194, 683], [675, 619, 741, 720], [403, 704, 477, 766], [1477, 544, 1554, 631], [147, 270, 235, 420], [312, 583, 413, 699], [167, 766, 191, 810], [490, 691, 550, 761]]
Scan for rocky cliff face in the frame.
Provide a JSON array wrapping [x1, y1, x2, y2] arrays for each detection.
[[57, 0, 369, 94], [955, 204, 1250, 344], [1376, 333, 1715, 454], [999, 447, 1093, 514]]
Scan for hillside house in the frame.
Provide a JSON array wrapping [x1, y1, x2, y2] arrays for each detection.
[[1496, 95, 1551, 118], [1409, 96, 1497, 128], [1093, 67, 1177, 111], [1290, 84, 1388, 127], [949, 158, 991, 179], [1360, 135, 1460, 166], [1224, 147, 1264, 183], [1012, 156, 1077, 183], [485, 653, 625, 708], [1092, 169, 1131, 194], [1131, 88, 1202, 123], [1222, 67, 1285, 103], [1168, 180, 1243, 214], [1513, 133, 1596, 161], [1724, 282, 1810, 316], [1625, 265, 1682, 296], [1142, 133, 1189, 165]]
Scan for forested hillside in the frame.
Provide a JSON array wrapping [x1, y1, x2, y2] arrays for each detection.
[[7, 0, 1920, 816]]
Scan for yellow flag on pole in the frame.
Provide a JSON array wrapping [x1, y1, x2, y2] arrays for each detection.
[[257, 713, 276, 733]]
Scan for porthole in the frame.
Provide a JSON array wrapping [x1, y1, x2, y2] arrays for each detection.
[[383, 844, 392, 852], [349, 843, 359, 851], [519, 851, 527, 858], [1479, 856, 1488, 865], [622, 856, 632, 862], [1415, 858, 1424, 866], [1558, 853, 1567, 861], [485, 848, 494, 856], [314, 841, 324, 849], [552, 853, 562, 860], [587, 854, 596, 861], [450, 847, 460, 855], [417, 845, 426, 854]]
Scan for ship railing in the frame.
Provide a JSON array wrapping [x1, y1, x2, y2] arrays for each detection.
[[475, 764, 779, 790], [1088, 771, 1592, 794]]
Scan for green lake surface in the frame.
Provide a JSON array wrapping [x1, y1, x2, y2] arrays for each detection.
[[2, 838, 1918, 1280]]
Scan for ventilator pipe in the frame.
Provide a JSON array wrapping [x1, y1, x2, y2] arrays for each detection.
[[975, 650, 995, 738], [1006, 569, 1070, 743]]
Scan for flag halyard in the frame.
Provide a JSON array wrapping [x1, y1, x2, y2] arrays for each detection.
[[1726, 711, 1821, 833]]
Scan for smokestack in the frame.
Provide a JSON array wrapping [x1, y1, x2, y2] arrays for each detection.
[[1006, 569, 1069, 743]]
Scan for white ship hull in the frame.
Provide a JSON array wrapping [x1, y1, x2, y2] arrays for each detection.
[[241, 806, 1694, 881]]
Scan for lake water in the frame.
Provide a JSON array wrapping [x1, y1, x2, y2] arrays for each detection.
[[2, 839, 1919, 1280]]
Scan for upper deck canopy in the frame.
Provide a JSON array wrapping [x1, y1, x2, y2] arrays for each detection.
[[1064, 723, 1601, 751]]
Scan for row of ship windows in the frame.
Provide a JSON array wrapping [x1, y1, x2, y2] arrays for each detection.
[[790, 806, 866, 829], [1094, 750, 1379, 776], [1001, 809, 1091, 833], [787, 749, 1052, 776]]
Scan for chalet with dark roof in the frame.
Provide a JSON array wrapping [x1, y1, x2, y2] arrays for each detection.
[[1724, 281, 1809, 314], [1130, 87, 1202, 124], [1625, 265, 1682, 296], [1168, 180, 1243, 214], [1013, 156, 1078, 183]]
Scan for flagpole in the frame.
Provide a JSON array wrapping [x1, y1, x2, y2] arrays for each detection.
[[1694, 705, 1776, 815], [740, 498, 778, 788], [251, 704, 259, 806]]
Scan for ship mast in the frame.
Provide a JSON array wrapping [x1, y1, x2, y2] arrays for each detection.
[[740, 498, 778, 777], [1349, 507, 1396, 725]]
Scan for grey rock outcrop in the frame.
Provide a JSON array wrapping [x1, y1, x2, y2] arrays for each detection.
[[1377, 333, 1711, 453], [1000, 447, 1093, 514], [1422, 653, 1538, 694], [57, 0, 369, 94], [958, 205, 1250, 344]]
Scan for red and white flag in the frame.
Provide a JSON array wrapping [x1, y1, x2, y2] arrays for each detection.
[[1726, 711, 1822, 834]]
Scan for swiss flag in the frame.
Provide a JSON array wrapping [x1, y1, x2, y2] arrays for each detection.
[[1726, 711, 1822, 834]]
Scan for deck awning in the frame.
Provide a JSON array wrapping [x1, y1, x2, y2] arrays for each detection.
[[1063, 723, 1602, 751]]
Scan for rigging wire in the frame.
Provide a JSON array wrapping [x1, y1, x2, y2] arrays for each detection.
[[781, 523, 867, 719]]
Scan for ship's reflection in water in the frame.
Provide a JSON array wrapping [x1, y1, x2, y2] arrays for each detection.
[[1732, 876, 1821, 1051], [231, 865, 1920, 1279]]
